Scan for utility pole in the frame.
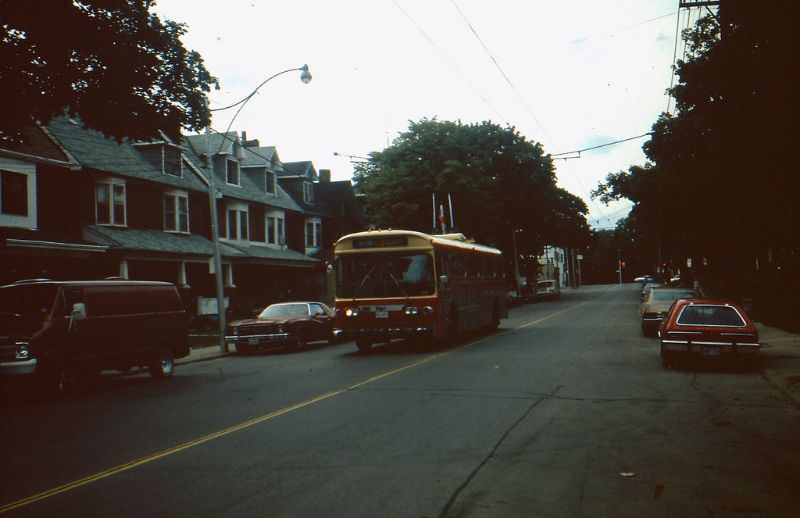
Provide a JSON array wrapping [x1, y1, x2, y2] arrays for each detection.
[[617, 248, 623, 285]]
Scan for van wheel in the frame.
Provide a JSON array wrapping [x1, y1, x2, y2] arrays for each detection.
[[149, 348, 174, 379]]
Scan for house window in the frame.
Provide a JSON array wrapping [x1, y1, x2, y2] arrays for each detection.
[[305, 218, 321, 248], [226, 203, 248, 240], [164, 146, 183, 177], [0, 165, 37, 229], [265, 171, 276, 194], [303, 181, 314, 203], [265, 210, 285, 245], [164, 191, 189, 233], [96, 180, 126, 226], [226, 159, 240, 186]]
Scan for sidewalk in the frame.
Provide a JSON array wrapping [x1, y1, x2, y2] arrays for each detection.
[[176, 342, 232, 366], [755, 322, 800, 405]]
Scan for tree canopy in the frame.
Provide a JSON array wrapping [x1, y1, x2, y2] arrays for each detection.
[[0, 0, 218, 143], [353, 118, 589, 262], [593, 3, 800, 292]]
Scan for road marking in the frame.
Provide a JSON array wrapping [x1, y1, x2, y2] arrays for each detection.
[[0, 301, 590, 513]]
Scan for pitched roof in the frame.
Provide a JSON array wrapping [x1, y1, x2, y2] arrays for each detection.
[[180, 137, 303, 213], [46, 117, 208, 192], [83, 225, 317, 266], [83, 224, 244, 257], [239, 146, 279, 169], [183, 132, 237, 157], [280, 160, 316, 180]]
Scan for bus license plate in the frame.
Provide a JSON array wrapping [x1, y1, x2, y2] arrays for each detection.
[[248, 337, 259, 345], [702, 346, 720, 356], [375, 311, 388, 319]]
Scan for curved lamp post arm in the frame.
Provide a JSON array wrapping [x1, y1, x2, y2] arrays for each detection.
[[210, 64, 311, 112], [209, 64, 311, 156]]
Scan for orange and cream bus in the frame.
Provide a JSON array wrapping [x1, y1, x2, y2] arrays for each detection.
[[333, 229, 508, 351]]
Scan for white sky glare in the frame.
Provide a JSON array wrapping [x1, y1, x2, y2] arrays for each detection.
[[153, 0, 688, 229]]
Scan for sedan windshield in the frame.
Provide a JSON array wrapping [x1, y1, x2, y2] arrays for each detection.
[[336, 252, 435, 299], [259, 304, 309, 318]]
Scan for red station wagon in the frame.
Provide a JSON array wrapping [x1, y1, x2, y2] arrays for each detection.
[[658, 298, 760, 367]]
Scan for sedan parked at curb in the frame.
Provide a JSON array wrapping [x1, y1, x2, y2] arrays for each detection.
[[535, 280, 561, 300], [658, 298, 760, 367], [226, 302, 340, 354], [639, 287, 698, 336]]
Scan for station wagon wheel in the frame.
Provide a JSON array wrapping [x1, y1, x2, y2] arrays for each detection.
[[149, 348, 174, 379]]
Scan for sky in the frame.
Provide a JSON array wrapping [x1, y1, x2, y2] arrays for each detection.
[[153, 0, 698, 230]]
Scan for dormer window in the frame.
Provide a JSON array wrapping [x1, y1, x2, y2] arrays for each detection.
[[226, 159, 240, 186], [265, 170, 276, 194], [164, 145, 183, 177], [303, 181, 314, 203]]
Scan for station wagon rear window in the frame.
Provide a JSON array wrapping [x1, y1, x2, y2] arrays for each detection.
[[677, 305, 746, 327]]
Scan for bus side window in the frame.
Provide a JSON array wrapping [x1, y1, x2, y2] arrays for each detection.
[[451, 254, 465, 277]]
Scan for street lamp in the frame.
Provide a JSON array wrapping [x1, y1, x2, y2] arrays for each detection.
[[205, 64, 312, 353]]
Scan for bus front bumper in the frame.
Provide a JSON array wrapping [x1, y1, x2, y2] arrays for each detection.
[[347, 327, 433, 341]]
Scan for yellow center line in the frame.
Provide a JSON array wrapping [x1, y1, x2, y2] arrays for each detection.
[[0, 300, 590, 513]]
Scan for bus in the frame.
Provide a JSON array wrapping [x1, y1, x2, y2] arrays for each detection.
[[334, 229, 508, 351]]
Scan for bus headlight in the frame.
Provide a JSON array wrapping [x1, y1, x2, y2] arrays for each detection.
[[422, 306, 434, 315], [345, 308, 360, 317], [404, 306, 420, 316]]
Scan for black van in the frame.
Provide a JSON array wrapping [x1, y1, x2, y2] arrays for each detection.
[[0, 279, 189, 393]]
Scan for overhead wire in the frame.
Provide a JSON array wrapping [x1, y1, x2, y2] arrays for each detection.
[[448, 0, 553, 145], [390, 0, 509, 126], [447, 0, 612, 223]]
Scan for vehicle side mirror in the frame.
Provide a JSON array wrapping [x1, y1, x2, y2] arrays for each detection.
[[68, 302, 86, 332]]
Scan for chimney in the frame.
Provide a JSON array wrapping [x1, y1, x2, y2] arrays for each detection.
[[240, 131, 247, 144], [319, 169, 331, 183]]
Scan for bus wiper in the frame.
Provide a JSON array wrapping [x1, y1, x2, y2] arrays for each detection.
[[388, 273, 411, 303], [352, 266, 377, 303]]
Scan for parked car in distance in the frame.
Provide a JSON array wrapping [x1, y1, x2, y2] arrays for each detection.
[[634, 274, 655, 283], [226, 302, 339, 354], [640, 282, 661, 301], [658, 298, 760, 367], [639, 287, 698, 336], [535, 280, 561, 300], [0, 279, 189, 395]]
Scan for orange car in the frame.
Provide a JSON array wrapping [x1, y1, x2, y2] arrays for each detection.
[[658, 298, 760, 367]]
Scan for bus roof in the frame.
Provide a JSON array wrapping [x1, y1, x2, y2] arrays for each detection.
[[335, 229, 502, 255]]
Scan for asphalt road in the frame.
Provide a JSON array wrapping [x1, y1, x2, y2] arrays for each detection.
[[2, 284, 799, 517]]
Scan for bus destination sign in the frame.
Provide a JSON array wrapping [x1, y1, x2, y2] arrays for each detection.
[[352, 236, 408, 249]]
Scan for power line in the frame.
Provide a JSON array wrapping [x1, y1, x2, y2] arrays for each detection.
[[390, 0, 509, 126], [666, 9, 682, 114], [550, 132, 653, 159], [449, 0, 553, 146]]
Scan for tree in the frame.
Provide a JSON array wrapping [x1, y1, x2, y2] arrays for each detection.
[[0, 0, 218, 143], [353, 118, 589, 262], [593, 4, 800, 318]]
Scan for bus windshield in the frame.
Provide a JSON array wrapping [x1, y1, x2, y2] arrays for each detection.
[[336, 252, 435, 299]]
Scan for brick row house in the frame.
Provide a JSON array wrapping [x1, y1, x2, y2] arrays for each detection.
[[0, 118, 364, 325]]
